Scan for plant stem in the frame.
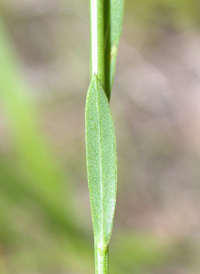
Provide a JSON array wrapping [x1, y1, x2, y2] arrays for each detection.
[[90, 0, 105, 87], [95, 241, 109, 274], [90, 1, 109, 273]]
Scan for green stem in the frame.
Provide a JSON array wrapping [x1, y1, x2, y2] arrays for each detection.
[[90, 0, 105, 87], [90, 1, 109, 273], [95, 241, 109, 274]]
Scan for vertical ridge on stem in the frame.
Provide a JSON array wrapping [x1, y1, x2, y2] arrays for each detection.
[[90, 0, 105, 87]]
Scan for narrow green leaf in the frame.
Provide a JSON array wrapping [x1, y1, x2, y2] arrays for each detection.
[[104, 0, 124, 100], [85, 74, 117, 247]]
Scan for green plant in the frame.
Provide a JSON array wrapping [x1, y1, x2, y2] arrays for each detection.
[[0, 5, 196, 274], [85, 1, 124, 273]]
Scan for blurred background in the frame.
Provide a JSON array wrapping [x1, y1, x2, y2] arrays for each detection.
[[1, 0, 200, 273]]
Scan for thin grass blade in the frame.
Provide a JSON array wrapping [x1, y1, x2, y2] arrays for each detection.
[[104, 0, 124, 100]]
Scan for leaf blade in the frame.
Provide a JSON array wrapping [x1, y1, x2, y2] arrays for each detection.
[[85, 74, 117, 246], [104, 0, 124, 100]]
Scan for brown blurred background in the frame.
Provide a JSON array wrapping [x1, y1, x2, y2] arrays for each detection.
[[1, 0, 200, 273]]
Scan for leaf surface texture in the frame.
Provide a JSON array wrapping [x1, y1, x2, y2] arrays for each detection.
[[85, 74, 117, 246]]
